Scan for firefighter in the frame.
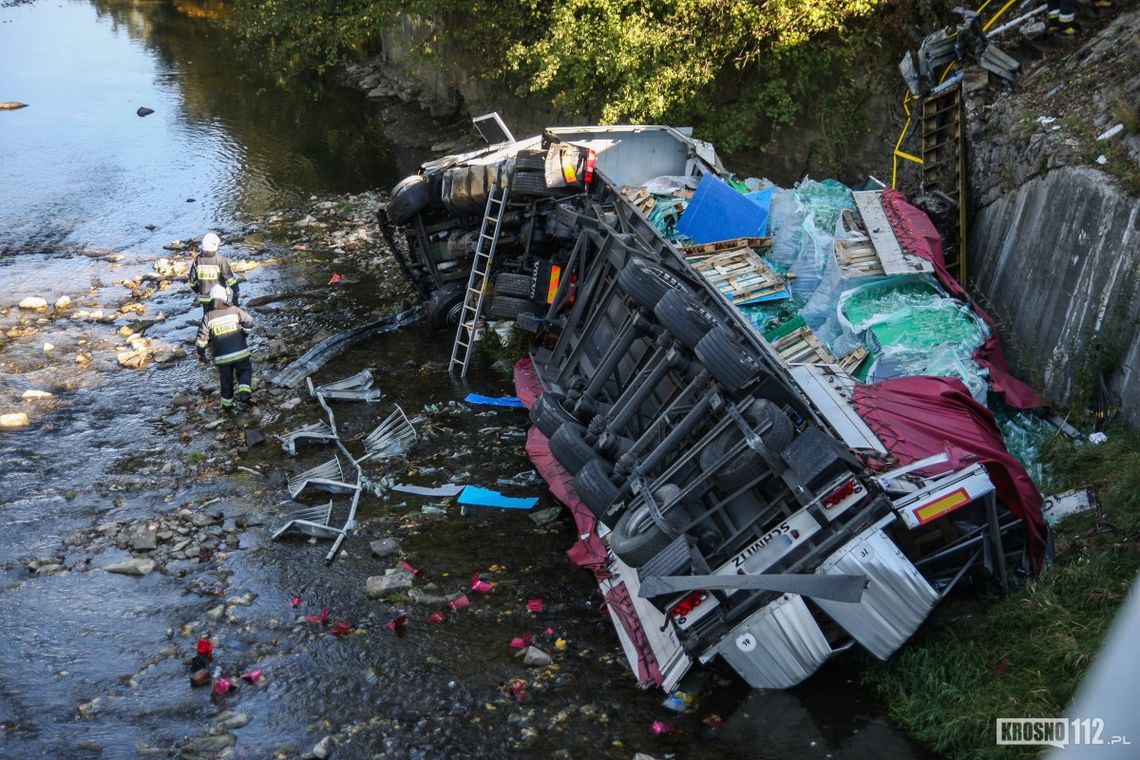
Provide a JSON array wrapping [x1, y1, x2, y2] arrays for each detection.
[[188, 232, 240, 315], [1046, 0, 1078, 34], [196, 285, 255, 412]]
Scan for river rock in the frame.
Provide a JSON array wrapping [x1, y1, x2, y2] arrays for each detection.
[[116, 349, 149, 369], [368, 537, 400, 557], [106, 558, 155, 576], [22, 390, 52, 400], [0, 413, 30, 428], [182, 733, 235, 756], [18, 296, 48, 311], [523, 646, 552, 667], [304, 736, 333, 760], [528, 507, 562, 527], [136, 106, 154, 117], [218, 711, 252, 729], [55, 295, 72, 310], [365, 569, 413, 598]]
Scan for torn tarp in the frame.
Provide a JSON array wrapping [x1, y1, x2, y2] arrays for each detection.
[[852, 375, 1048, 571]]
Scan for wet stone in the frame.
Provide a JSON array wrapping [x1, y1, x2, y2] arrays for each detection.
[[528, 507, 562, 527], [132, 524, 158, 551], [18, 296, 48, 311], [523, 647, 552, 667], [303, 735, 334, 760], [218, 711, 252, 730], [0, 412, 30, 428], [22, 389, 52, 400], [75, 739, 102, 753], [181, 733, 235, 756], [105, 558, 156, 576], [369, 537, 401, 557], [366, 569, 414, 599], [189, 669, 211, 687]]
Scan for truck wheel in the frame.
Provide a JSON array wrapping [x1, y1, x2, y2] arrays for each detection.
[[610, 486, 689, 567], [698, 398, 794, 492], [694, 325, 764, 392], [549, 421, 600, 474], [492, 272, 534, 299], [515, 149, 546, 171], [511, 170, 562, 197], [531, 392, 579, 438], [487, 295, 532, 320], [618, 258, 686, 312], [387, 176, 430, 225], [655, 288, 721, 351], [427, 281, 466, 330], [573, 458, 620, 518]]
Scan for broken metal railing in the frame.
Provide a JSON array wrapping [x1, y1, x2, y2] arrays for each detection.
[[274, 370, 418, 563]]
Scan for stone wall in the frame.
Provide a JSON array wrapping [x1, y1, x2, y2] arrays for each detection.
[[970, 167, 1140, 422]]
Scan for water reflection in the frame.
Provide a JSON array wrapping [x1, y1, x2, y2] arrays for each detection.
[[0, 0, 402, 254]]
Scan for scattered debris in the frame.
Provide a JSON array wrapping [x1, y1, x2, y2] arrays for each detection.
[[463, 393, 525, 408], [458, 485, 537, 510], [523, 647, 552, 667]]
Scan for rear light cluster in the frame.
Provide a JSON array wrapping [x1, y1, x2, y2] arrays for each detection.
[[822, 478, 857, 507], [671, 591, 709, 621], [584, 149, 597, 185]]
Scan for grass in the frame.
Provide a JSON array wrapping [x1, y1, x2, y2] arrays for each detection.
[[184, 450, 206, 466], [863, 426, 1140, 759]]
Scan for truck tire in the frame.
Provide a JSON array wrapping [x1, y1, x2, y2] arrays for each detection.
[[427, 281, 466, 330], [387, 176, 430, 225], [512, 170, 560, 197], [487, 295, 532, 320], [573, 458, 620, 518], [618, 258, 686, 312], [549, 421, 600, 474], [515, 149, 546, 171], [609, 485, 689, 567], [531, 392, 579, 438], [655, 288, 721, 351], [492, 272, 534, 299], [698, 398, 794, 492], [694, 325, 763, 393]]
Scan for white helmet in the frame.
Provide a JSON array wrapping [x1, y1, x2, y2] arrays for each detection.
[[201, 232, 221, 252], [208, 284, 229, 302]]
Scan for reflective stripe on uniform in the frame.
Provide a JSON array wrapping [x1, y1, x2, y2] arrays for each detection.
[[221, 399, 235, 408], [214, 349, 251, 364], [237, 384, 252, 393]]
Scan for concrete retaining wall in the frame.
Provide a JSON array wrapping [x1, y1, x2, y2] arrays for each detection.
[[970, 166, 1140, 424]]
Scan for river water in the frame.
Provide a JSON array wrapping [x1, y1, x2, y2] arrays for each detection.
[[0, 2, 937, 758]]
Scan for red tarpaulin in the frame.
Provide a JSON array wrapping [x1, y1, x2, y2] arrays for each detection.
[[880, 188, 1046, 410], [853, 375, 1048, 572]]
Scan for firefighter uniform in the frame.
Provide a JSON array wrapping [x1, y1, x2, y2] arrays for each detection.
[[196, 295, 255, 410], [188, 253, 240, 315]]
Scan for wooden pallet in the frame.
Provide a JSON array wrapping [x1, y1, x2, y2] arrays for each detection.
[[689, 249, 787, 306], [618, 185, 654, 214], [771, 326, 837, 365], [836, 346, 868, 374], [682, 237, 772, 258], [835, 238, 886, 277]]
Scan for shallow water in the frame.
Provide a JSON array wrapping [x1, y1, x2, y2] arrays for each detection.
[[0, 2, 938, 758]]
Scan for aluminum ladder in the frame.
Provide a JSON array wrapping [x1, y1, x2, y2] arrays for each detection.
[[449, 184, 510, 377], [920, 80, 968, 284]]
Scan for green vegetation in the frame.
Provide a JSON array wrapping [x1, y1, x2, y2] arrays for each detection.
[[226, 0, 905, 159], [184, 450, 207, 465], [864, 427, 1140, 759]]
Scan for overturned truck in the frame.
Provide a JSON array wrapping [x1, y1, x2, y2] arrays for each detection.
[[379, 122, 1050, 691]]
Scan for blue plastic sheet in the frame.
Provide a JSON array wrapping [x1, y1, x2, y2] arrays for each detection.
[[676, 175, 769, 243], [463, 393, 525, 408], [458, 485, 538, 510]]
